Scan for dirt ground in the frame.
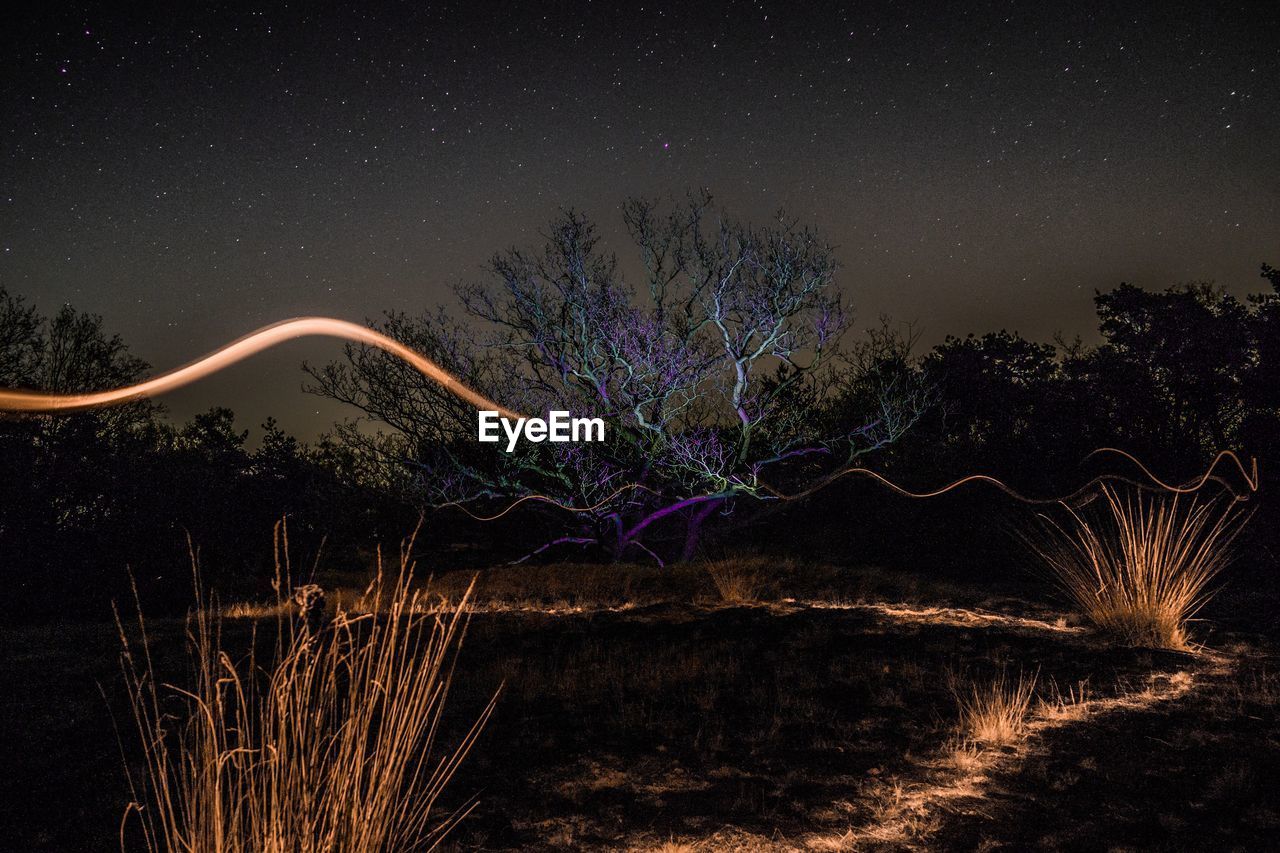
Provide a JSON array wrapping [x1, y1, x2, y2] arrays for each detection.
[[2, 558, 1276, 851]]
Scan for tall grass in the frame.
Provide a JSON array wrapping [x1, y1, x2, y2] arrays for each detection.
[[1029, 485, 1245, 651], [116, 524, 497, 852], [951, 669, 1038, 746]]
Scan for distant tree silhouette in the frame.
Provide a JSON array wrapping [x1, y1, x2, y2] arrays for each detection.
[[898, 273, 1277, 489], [1241, 264, 1280, 468], [860, 266, 1280, 583], [0, 286, 349, 619], [1082, 282, 1253, 459]]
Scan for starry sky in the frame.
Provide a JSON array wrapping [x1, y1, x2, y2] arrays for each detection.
[[3, 1, 1278, 439]]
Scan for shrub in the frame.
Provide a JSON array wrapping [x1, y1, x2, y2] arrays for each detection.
[[704, 559, 763, 603], [952, 669, 1038, 746], [1029, 485, 1245, 650]]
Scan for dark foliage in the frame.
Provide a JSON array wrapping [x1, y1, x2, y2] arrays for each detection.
[[0, 288, 398, 620], [2, 249, 1278, 620], [791, 265, 1280, 599]]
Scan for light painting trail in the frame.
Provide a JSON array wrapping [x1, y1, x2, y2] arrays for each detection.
[[441, 449, 1258, 524], [438, 483, 664, 522], [0, 319, 1256, 522], [1084, 447, 1259, 496], [0, 316, 526, 422], [756, 447, 1259, 506]]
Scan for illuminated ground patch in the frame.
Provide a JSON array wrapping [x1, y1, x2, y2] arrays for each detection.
[[1, 567, 1273, 851]]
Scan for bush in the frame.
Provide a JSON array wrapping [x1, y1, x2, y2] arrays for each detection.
[[704, 558, 764, 603], [1029, 485, 1245, 650]]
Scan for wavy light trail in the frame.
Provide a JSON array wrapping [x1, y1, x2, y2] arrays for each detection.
[[756, 447, 1259, 506], [440, 449, 1259, 523], [439, 482, 666, 522], [1085, 447, 1259, 495], [0, 318, 1256, 520], [441, 485, 638, 521], [0, 316, 526, 422]]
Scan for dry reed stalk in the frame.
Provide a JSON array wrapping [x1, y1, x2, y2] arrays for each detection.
[[704, 560, 762, 603], [116, 522, 497, 852]]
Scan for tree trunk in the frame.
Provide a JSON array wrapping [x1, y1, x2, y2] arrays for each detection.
[[679, 499, 721, 563]]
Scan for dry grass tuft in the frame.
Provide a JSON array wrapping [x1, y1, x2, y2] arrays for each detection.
[[1029, 485, 1245, 650], [947, 741, 987, 773], [220, 599, 291, 619], [952, 669, 1038, 746], [1037, 679, 1091, 722], [116, 522, 497, 852], [704, 559, 763, 603]]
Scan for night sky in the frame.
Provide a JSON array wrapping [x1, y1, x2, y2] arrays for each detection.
[[3, 1, 1277, 439]]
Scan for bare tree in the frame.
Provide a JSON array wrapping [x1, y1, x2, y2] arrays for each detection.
[[307, 196, 931, 563]]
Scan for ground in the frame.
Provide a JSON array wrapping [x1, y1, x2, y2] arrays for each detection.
[[2, 558, 1277, 851]]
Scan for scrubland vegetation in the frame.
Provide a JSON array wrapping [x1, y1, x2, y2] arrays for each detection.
[[4, 231, 1279, 851], [117, 529, 496, 852], [952, 669, 1039, 746], [3, 517, 1276, 851], [1029, 486, 1246, 651]]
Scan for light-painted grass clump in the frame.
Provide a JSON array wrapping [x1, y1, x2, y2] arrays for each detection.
[[952, 669, 1038, 746], [704, 559, 763, 603], [117, 526, 496, 852], [1030, 485, 1245, 651]]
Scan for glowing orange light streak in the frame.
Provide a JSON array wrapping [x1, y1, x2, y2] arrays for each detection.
[[0, 316, 526, 422], [0, 319, 1255, 519], [439, 482, 664, 521], [1085, 447, 1259, 495], [442, 449, 1258, 522], [757, 448, 1258, 505]]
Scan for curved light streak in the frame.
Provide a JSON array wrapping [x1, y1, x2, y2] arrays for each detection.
[[0, 316, 526, 422], [0, 320, 1254, 519], [439, 482, 664, 522], [441, 449, 1259, 522], [1085, 447, 1259, 496], [757, 448, 1258, 505]]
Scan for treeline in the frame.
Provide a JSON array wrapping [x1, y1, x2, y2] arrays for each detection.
[[3, 262, 1278, 620], [785, 265, 1280, 589], [904, 265, 1280, 489], [0, 288, 414, 618]]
